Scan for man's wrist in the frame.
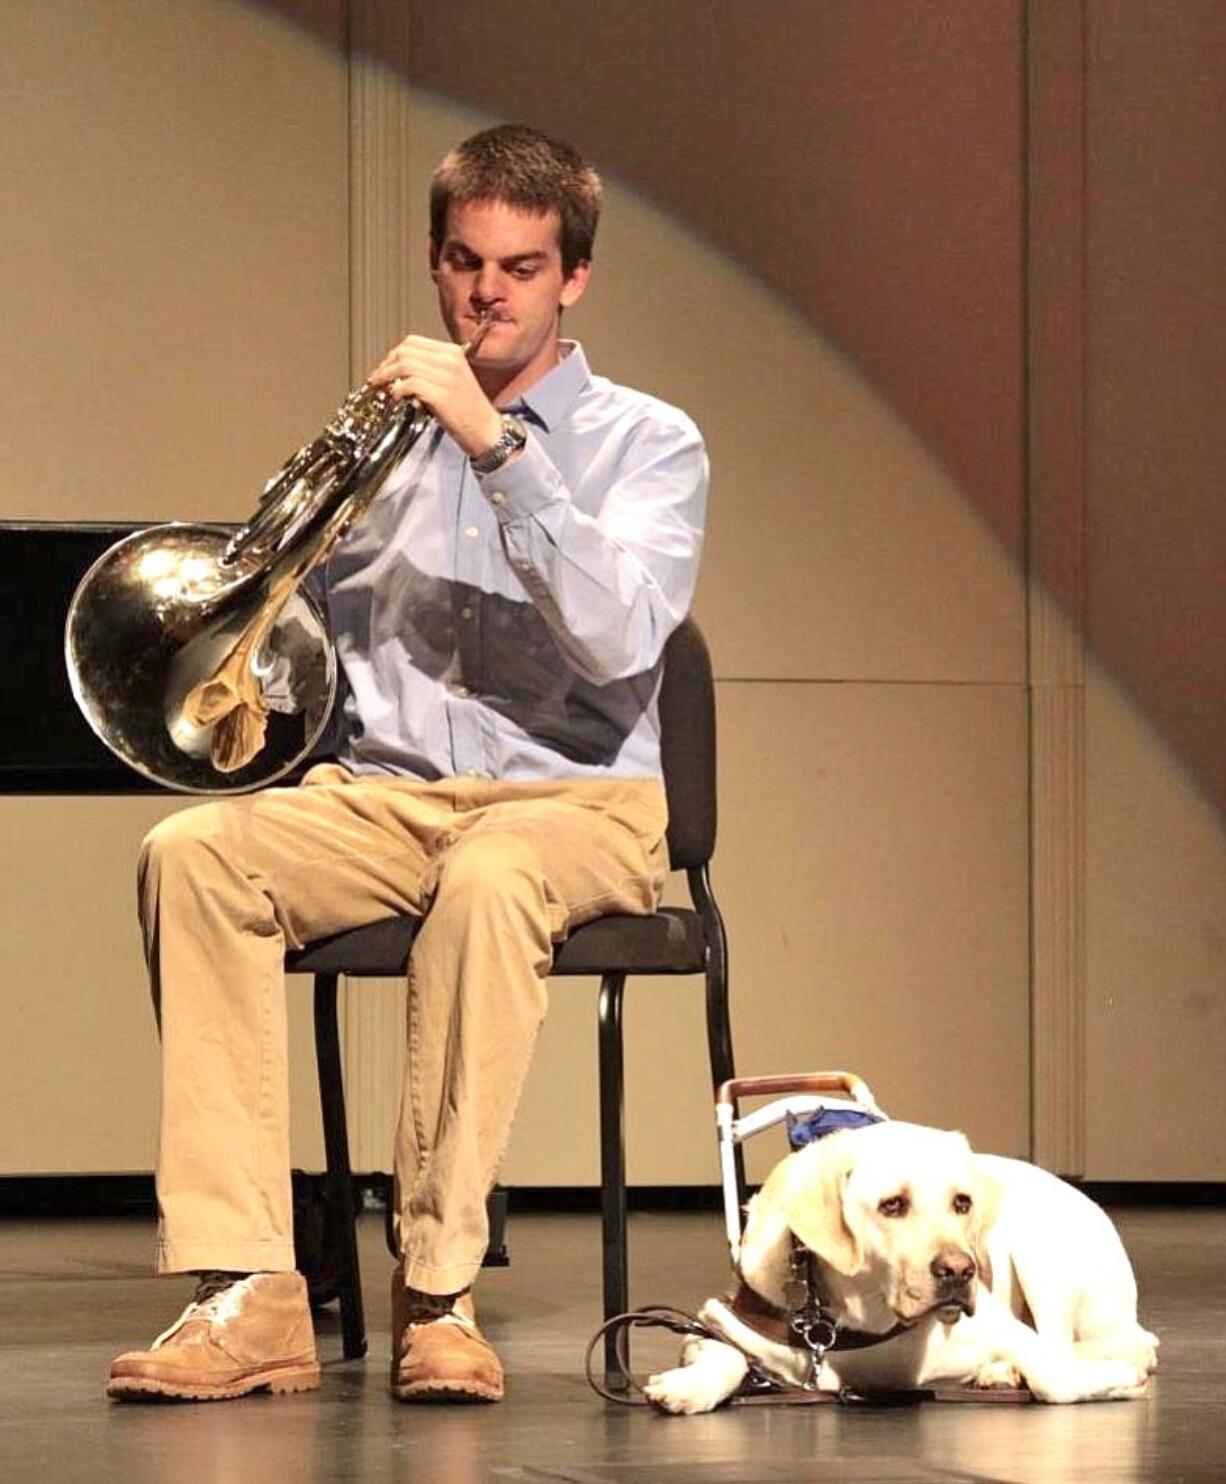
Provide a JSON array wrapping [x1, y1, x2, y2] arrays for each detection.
[[470, 414, 528, 475], [459, 409, 505, 461]]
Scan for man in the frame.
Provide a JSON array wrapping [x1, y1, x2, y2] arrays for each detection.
[[107, 124, 707, 1405]]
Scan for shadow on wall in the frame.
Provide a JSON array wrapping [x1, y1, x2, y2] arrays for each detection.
[[266, 0, 1221, 820]]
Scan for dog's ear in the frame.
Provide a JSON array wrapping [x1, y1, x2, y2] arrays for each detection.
[[781, 1134, 864, 1278], [968, 1158, 1003, 1292]]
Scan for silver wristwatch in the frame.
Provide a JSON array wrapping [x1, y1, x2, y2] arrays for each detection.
[[470, 414, 527, 475]]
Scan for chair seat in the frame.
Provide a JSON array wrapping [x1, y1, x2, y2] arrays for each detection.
[[285, 907, 707, 980]]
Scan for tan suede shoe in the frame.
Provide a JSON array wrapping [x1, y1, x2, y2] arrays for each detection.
[[107, 1271, 320, 1402], [390, 1271, 504, 1403]]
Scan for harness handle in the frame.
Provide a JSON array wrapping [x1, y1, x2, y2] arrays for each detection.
[[716, 1071, 877, 1107]]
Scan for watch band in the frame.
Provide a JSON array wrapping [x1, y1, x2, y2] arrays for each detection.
[[470, 414, 527, 475]]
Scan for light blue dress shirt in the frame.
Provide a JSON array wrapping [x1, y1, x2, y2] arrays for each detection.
[[320, 342, 708, 782]]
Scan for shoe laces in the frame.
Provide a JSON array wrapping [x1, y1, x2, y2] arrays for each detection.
[[404, 1289, 475, 1330], [151, 1273, 252, 1349]]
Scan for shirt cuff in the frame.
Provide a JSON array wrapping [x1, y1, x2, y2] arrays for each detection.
[[474, 433, 563, 523]]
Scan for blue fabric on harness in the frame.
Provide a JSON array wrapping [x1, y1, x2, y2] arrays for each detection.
[[786, 1107, 884, 1148]]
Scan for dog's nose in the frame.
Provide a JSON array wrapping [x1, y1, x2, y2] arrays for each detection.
[[931, 1249, 976, 1287]]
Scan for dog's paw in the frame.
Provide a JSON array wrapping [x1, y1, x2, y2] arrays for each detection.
[[972, 1359, 1024, 1390], [644, 1365, 729, 1416], [643, 1339, 748, 1415], [1028, 1357, 1150, 1404]]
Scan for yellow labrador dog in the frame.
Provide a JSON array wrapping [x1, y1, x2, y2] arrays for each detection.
[[645, 1121, 1158, 1412]]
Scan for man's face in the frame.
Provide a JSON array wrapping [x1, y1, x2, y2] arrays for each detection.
[[431, 198, 589, 392]]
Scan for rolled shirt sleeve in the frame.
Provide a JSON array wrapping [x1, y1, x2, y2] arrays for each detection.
[[475, 409, 707, 685]]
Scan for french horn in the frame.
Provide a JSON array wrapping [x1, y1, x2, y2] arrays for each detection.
[[65, 317, 493, 794]]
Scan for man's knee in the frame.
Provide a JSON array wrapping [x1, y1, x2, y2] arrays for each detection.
[[140, 804, 218, 864], [429, 831, 558, 959], [137, 804, 230, 896], [435, 831, 547, 906]]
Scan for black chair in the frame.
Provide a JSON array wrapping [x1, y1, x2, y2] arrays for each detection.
[[285, 616, 735, 1367]]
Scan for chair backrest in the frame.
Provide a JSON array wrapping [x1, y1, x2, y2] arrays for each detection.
[[658, 616, 716, 870]]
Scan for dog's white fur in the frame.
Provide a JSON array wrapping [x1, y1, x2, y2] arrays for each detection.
[[644, 1121, 1158, 1413]]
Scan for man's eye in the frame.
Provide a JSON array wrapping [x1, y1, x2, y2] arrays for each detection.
[[511, 266, 538, 281], [878, 1195, 910, 1218], [952, 1193, 973, 1215]]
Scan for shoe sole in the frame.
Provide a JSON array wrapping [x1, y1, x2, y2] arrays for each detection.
[[107, 1364, 321, 1403], [393, 1379, 503, 1404]]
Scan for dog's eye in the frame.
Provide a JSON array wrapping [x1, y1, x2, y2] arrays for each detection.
[[878, 1194, 910, 1218], [952, 1193, 973, 1215]]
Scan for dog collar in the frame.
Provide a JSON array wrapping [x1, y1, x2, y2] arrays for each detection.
[[727, 1281, 907, 1355], [728, 1236, 909, 1391]]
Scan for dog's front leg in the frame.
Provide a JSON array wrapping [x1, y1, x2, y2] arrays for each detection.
[[919, 1303, 1149, 1403], [644, 1337, 749, 1415], [1002, 1323, 1151, 1403]]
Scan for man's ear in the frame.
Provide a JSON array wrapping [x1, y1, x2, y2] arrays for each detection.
[[782, 1135, 865, 1279], [558, 259, 591, 311], [968, 1158, 1003, 1292]]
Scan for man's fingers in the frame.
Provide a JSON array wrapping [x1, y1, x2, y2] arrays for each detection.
[[371, 334, 467, 382]]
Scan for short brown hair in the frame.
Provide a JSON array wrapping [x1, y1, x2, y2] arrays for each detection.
[[430, 124, 602, 279]]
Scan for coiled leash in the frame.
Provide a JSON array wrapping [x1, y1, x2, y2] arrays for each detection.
[[585, 1240, 907, 1407], [584, 1301, 1031, 1409], [584, 1306, 718, 1406], [584, 1240, 912, 1410], [583, 1300, 915, 1409], [584, 1242, 1031, 1409]]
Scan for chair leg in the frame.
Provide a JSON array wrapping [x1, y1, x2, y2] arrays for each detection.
[[313, 972, 368, 1359], [597, 972, 629, 1387], [690, 865, 746, 1205]]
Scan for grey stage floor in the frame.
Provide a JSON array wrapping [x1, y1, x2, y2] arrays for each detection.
[[0, 1202, 1222, 1483]]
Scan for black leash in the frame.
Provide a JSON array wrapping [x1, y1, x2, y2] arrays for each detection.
[[584, 1304, 1033, 1410], [584, 1306, 716, 1406], [584, 1302, 869, 1408]]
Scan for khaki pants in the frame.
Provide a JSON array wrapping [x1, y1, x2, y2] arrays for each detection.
[[138, 763, 668, 1295]]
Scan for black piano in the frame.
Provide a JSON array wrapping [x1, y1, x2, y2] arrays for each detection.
[[0, 521, 163, 794]]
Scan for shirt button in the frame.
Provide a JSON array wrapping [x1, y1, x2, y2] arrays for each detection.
[[464, 767, 485, 779], [460, 606, 473, 621], [454, 684, 470, 699], [517, 560, 531, 572], [489, 491, 505, 506], [464, 525, 479, 539]]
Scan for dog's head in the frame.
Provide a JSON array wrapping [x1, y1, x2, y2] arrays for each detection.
[[741, 1121, 1002, 1330]]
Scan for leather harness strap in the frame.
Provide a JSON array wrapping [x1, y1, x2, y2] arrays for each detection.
[[727, 1282, 909, 1354]]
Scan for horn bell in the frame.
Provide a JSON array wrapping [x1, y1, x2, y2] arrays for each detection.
[[64, 522, 336, 795]]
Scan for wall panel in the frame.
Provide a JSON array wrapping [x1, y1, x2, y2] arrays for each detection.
[[0, 0, 347, 1173]]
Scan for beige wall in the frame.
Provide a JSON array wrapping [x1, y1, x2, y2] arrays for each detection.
[[0, 0, 348, 1174], [1, 1, 1221, 1186], [1079, 0, 1226, 1178]]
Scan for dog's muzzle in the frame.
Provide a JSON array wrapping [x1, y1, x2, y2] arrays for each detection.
[[929, 1248, 977, 1320]]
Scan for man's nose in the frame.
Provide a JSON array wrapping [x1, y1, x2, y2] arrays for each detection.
[[471, 267, 505, 306]]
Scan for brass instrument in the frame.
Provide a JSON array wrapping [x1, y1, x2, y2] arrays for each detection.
[[65, 318, 493, 793]]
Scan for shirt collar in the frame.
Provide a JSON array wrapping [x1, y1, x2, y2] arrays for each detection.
[[508, 340, 590, 433]]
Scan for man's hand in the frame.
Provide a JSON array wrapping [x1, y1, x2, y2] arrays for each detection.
[[369, 335, 502, 459]]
